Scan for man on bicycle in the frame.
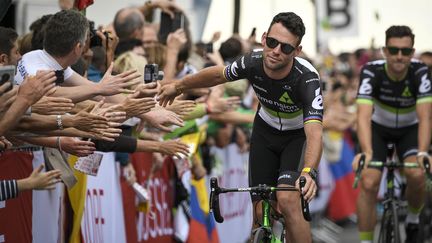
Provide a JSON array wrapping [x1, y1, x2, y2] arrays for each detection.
[[354, 25, 432, 243], [158, 12, 322, 242]]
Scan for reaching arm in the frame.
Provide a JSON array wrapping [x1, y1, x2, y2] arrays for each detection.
[[157, 65, 228, 106], [356, 103, 374, 158]]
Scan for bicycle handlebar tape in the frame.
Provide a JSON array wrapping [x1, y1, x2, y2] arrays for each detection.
[[299, 176, 312, 221], [353, 153, 366, 188], [209, 177, 224, 223]]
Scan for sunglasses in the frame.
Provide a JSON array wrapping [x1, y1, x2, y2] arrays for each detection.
[[386, 46, 414, 56], [265, 37, 296, 55]]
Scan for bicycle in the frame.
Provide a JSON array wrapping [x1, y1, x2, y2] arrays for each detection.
[[209, 176, 311, 243], [353, 145, 432, 243]]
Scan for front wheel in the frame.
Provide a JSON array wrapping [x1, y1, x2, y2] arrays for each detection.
[[378, 202, 401, 243]]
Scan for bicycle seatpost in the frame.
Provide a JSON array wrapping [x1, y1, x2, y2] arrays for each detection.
[[209, 177, 224, 223], [299, 176, 312, 221]]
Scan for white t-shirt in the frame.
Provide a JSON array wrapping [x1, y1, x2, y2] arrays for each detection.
[[15, 50, 75, 85]]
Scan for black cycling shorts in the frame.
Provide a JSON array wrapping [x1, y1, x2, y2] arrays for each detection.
[[371, 122, 418, 169], [249, 115, 305, 201]]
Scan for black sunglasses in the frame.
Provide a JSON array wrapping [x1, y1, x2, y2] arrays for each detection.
[[265, 37, 295, 55], [386, 46, 414, 56]]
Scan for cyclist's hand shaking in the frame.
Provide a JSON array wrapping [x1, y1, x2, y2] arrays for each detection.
[[352, 152, 372, 171], [296, 173, 317, 203]]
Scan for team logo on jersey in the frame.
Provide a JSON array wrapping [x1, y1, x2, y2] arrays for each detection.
[[230, 61, 239, 77], [419, 74, 431, 93], [279, 92, 294, 104], [402, 86, 412, 97], [359, 78, 372, 94], [312, 87, 323, 110]]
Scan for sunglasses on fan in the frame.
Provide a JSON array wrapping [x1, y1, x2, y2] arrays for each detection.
[[386, 46, 414, 56], [265, 37, 296, 55]]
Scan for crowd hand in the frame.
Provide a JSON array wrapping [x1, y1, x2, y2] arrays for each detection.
[[138, 108, 184, 133], [296, 172, 317, 203], [207, 96, 241, 113], [82, 127, 122, 142], [152, 152, 165, 171], [235, 127, 249, 153], [0, 83, 17, 113], [158, 140, 189, 158], [98, 63, 141, 96], [32, 96, 74, 115], [166, 99, 196, 119], [97, 30, 119, 60], [70, 103, 110, 132], [123, 162, 136, 185], [210, 31, 221, 43], [138, 129, 163, 141], [167, 29, 187, 51], [131, 82, 158, 98], [118, 96, 156, 118], [25, 164, 62, 190], [351, 152, 372, 171], [88, 100, 126, 125], [157, 83, 181, 107], [0, 136, 13, 151], [59, 137, 95, 157], [152, 0, 182, 19], [18, 70, 57, 105]]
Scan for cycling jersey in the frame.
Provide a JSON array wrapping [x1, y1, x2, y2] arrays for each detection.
[[357, 60, 432, 128], [223, 49, 323, 131]]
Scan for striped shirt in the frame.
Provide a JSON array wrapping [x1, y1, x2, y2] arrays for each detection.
[[0, 180, 19, 201]]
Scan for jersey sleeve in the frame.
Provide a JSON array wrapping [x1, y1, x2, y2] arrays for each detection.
[[223, 52, 252, 82], [414, 64, 432, 104], [297, 72, 323, 124], [356, 65, 376, 105]]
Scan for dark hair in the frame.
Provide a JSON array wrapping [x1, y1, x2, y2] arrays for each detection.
[[43, 10, 89, 57], [268, 12, 305, 45], [219, 37, 243, 62], [385, 25, 415, 46], [30, 14, 53, 51], [0, 27, 18, 56], [113, 8, 144, 40]]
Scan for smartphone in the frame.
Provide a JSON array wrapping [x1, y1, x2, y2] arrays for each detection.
[[0, 65, 15, 92], [250, 27, 256, 37], [158, 11, 184, 44], [54, 70, 64, 85], [205, 43, 213, 54]]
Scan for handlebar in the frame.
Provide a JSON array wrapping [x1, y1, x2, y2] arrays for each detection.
[[353, 153, 432, 189], [209, 176, 311, 223]]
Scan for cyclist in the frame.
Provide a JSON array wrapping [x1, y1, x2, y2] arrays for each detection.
[[158, 12, 322, 242], [353, 25, 432, 243]]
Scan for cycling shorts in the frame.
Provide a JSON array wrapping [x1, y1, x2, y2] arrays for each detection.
[[371, 121, 418, 170], [249, 115, 305, 201]]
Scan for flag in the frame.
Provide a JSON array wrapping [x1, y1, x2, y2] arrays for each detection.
[[326, 131, 359, 221], [187, 178, 219, 243]]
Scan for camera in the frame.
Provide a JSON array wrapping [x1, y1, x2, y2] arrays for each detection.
[[144, 64, 164, 83], [89, 21, 109, 48], [54, 70, 64, 85], [0, 65, 15, 92]]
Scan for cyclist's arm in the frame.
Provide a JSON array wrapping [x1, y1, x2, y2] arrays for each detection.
[[173, 65, 228, 92], [416, 102, 431, 153], [303, 122, 323, 169], [356, 103, 373, 157]]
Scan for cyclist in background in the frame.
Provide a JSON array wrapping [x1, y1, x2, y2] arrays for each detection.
[[354, 25, 432, 243], [158, 12, 323, 242]]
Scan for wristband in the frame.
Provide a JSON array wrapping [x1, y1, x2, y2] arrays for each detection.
[[302, 167, 312, 173], [417, 151, 429, 157], [56, 115, 64, 130]]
